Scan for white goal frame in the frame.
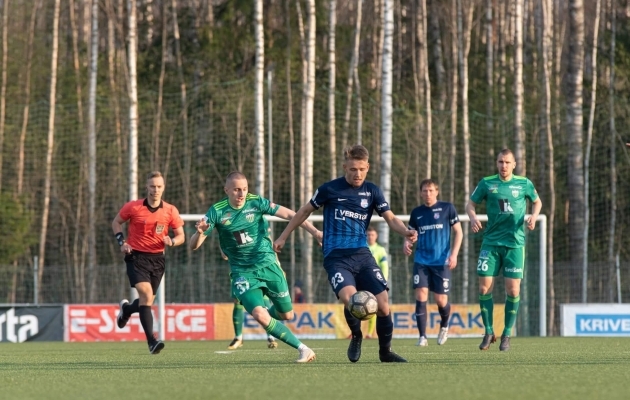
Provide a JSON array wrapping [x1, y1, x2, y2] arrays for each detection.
[[159, 214, 547, 339]]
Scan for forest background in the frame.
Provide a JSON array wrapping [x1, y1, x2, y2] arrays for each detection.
[[0, 0, 628, 335]]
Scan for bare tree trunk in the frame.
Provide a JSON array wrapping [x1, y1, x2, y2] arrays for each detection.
[[418, 0, 432, 177], [448, 0, 458, 205], [378, 0, 394, 255], [583, 0, 600, 303], [304, 0, 316, 303], [152, 0, 168, 169], [171, 0, 193, 301], [38, 0, 61, 300], [458, 0, 473, 303], [538, 0, 556, 335], [106, 0, 124, 201], [128, 0, 139, 201], [354, 67, 363, 144], [69, 0, 85, 130], [17, 0, 41, 195], [296, 1, 306, 211], [514, 0, 526, 175], [328, 0, 337, 179], [0, 0, 8, 193], [285, 0, 297, 299], [254, 0, 265, 195], [566, 0, 585, 303], [486, 0, 493, 156], [607, 0, 617, 302], [342, 0, 363, 153], [87, 0, 99, 302]]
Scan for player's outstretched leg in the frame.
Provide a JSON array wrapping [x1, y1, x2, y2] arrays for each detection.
[[376, 313, 407, 363], [117, 298, 137, 329], [229, 302, 244, 350], [437, 303, 451, 345], [344, 308, 363, 362], [263, 297, 278, 349], [264, 318, 315, 363]]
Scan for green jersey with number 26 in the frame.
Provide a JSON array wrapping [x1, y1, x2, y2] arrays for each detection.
[[470, 174, 539, 248], [203, 194, 280, 273]]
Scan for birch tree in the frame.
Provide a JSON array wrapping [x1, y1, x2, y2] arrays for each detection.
[[486, 0, 493, 154], [607, 0, 617, 302], [38, 0, 61, 299], [448, 0, 458, 204], [457, 0, 473, 303], [566, 0, 585, 303], [418, 0, 432, 177], [87, 0, 99, 301], [0, 0, 8, 192], [328, 0, 337, 179], [378, 0, 394, 253], [583, 0, 600, 303], [128, 0, 139, 201], [514, 0, 526, 175], [342, 0, 363, 153], [152, 0, 168, 169], [255, 0, 265, 195]]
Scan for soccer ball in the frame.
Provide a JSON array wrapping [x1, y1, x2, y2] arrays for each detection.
[[348, 290, 378, 320]]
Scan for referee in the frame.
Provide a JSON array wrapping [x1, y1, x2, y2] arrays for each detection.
[[111, 171, 185, 354]]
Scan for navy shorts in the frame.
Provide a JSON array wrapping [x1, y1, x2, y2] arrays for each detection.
[[413, 263, 451, 294], [125, 251, 165, 295], [324, 248, 389, 297]]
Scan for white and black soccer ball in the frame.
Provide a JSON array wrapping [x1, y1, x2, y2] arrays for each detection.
[[348, 290, 378, 320]]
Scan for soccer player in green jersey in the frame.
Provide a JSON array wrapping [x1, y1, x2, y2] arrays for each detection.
[[465, 149, 542, 351], [189, 172, 321, 363]]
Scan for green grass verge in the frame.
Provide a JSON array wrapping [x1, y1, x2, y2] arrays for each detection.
[[1, 337, 629, 400]]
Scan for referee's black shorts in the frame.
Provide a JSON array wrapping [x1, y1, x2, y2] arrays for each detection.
[[124, 251, 165, 294]]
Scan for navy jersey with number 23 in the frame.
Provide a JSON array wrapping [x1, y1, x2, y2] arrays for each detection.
[[310, 177, 391, 258]]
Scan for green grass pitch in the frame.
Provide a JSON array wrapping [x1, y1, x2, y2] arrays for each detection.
[[2, 337, 630, 400]]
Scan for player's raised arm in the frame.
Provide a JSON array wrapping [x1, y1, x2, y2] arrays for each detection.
[[274, 205, 321, 240], [273, 202, 316, 253], [381, 210, 417, 243], [189, 218, 210, 250]]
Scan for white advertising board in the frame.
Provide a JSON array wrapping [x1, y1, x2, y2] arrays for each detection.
[[561, 303, 630, 337]]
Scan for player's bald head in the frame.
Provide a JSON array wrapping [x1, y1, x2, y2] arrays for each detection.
[[225, 171, 247, 186]]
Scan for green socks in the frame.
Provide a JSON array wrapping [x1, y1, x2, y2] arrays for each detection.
[[265, 318, 302, 349], [232, 303, 244, 338], [479, 293, 494, 334], [503, 295, 520, 336], [264, 297, 282, 320]]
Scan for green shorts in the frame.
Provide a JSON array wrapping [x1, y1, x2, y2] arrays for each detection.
[[230, 262, 292, 314], [476, 245, 525, 279]]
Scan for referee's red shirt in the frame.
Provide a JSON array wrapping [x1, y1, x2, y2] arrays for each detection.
[[119, 199, 184, 253]]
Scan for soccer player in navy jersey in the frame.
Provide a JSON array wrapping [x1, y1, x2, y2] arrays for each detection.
[[403, 179, 462, 347], [274, 145, 417, 363]]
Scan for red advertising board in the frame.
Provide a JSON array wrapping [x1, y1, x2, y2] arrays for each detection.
[[64, 304, 215, 342]]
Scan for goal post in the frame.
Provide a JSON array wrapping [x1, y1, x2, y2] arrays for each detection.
[[167, 213, 547, 338]]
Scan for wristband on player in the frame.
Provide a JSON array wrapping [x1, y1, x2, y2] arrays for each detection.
[[115, 232, 125, 246]]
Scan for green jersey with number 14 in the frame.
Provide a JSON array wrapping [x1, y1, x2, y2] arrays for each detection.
[[203, 194, 280, 273], [470, 174, 538, 248]]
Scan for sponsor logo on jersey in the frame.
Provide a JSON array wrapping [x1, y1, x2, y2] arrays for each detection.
[[334, 209, 368, 221], [360, 199, 369, 208], [242, 208, 259, 213], [432, 207, 443, 212], [504, 267, 523, 273], [489, 184, 498, 193], [221, 212, 232, 225], [156, 224, 165, 234], [245, 213, 255, 223], [509, 185, 523, 189], [358, 192, 371, 196], [418, 224, 444, 234]]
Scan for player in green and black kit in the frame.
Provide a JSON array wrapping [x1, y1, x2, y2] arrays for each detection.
[[189, 171, 322, 363], [466, 149, 542, 351]]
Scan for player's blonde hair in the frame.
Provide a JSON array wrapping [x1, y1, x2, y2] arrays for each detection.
[[343, 145, 369, 162], [146, 171, 164, 181]]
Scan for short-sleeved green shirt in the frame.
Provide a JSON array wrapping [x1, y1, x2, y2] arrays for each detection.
[[203, 194, 280, 273], [470, 174, 539, 248]]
